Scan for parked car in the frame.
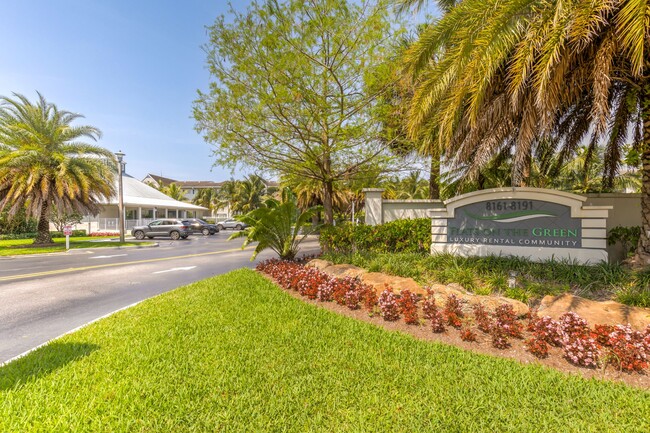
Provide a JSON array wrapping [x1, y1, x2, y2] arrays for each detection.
[[131, 219, 192, 240], [187, 218, 219, 235], [216, 219, 248, 231]]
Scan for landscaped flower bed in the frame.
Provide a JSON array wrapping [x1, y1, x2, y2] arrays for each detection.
[[258, 259, 650, 373]]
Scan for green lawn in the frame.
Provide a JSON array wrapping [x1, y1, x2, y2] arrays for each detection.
[[1, 269, 648, 432], [0, 237, 150, 256]]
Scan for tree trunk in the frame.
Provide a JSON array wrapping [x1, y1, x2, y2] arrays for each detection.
[[636, 84, 650, 259], [429, 151, 441, 200], [323, 180, 334, 225], [34, 201, 53, 245]]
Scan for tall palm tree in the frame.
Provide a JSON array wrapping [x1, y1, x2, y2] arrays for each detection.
[[0, 92, 115, 244], [214, 179, 240, 216], [234, 174, 268, 213], [399, 0, 650, 258]]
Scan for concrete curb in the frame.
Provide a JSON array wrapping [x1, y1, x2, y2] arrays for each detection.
[[0, 242, 159, 259], [0, 298, 154, 367]]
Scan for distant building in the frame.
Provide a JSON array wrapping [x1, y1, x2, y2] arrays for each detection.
[[57, 173, 208, 234], [142, 173, 279, 219], [142, 174, 224, 202]]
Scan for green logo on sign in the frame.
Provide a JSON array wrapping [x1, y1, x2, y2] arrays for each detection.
[[464, 209, 556, 223]]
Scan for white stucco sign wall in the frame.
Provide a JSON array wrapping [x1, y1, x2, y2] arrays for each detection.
[[430, 188, 611, 264]]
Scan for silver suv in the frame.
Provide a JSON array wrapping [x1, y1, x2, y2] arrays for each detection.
[[131, 219, 192, 240], [216, 219, 248, 231]]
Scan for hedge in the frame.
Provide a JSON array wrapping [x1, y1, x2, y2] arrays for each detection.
[[0, 230, 87, 240], [320, 218, 431, 254]]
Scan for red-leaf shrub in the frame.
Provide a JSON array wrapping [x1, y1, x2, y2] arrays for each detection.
[[525, 337, 549, 358], [422, 289, 437, 321], [443, 294, 464, 328], [557, 312, 599, 367], [362, 286, 378, 312], [460, 327, 477, 342], [559, 312, 590, 339], [317, 278, 336, 302], [527, 316, 562, 346], [329, 277, 355, 305], [472, 304, 492, 333], [90, 231, 119, 237], [593, 324, 615, 346], [606, 324, 649, 372], [428, 300, 446, 333], [398, 290, 419, 325], [494, 304, 523, 338], [378, 288, 400, 321], [563, 334, 600, 367], [297, 268, 330, 299], [344, 279, 365, 310], [491, 328, 510, 349]]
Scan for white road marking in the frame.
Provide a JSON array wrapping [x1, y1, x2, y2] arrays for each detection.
[[152, 266, 197, 274], [89, 254, 128, 259]]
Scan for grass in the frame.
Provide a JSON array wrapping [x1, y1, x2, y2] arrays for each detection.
[[323, 251, 650, 307], [0, 237, 150, 256], [1, 269, 648, 432]]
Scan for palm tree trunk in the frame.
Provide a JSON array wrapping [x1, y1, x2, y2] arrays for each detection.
[[429, 151, 441, 200], [637, 87, 650, 259], [34, 201, 53, 245]]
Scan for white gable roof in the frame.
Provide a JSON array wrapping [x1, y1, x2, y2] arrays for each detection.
[[103, 174, 207, 211]]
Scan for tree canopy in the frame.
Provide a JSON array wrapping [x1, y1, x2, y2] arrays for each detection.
[[399, 0, 650, 257], [194, 0, 404, 224]]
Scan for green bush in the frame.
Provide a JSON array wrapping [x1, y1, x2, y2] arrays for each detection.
[[0, 229, 87, 240], [320, 218, 431, 254], [0, 209, 37, 235], [0, 232, 38, 240], [607, 225, 641, 256]]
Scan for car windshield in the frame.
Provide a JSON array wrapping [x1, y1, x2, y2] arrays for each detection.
[[181, 220, 190, 225]]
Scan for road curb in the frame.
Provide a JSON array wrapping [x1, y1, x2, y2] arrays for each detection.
[[0, 242, 159, 259], [0, 298, 154, 367]]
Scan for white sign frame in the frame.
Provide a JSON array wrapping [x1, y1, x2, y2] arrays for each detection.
[[430, 188, 611, 264]]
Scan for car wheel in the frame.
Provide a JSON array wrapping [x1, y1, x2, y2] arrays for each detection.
[[217, 224, 224, 231], [202, 228, 210, 236], [235, 224, 242, 230], [170, 231, 181, 240], [134, 230, 145, 240]]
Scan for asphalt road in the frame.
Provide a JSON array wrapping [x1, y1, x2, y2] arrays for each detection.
[[0, 231, 320, 364]]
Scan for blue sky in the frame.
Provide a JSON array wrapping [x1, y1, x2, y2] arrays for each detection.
[[1, 1, 431, 183], [1, 0, 246, 182]]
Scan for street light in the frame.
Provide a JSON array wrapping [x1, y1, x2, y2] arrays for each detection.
[[115, 151, 126, 243]]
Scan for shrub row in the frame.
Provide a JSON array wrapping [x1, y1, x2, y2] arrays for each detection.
[[89, 231, 119, 237], [319, 218, 431, 254], [0, 230, 88, 240], [258, 259, 650, 373]]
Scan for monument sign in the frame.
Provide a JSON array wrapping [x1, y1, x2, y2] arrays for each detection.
[[430, 188, 611, 264]]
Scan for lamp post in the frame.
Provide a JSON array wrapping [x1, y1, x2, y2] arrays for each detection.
[[115, 151, 126, 243]]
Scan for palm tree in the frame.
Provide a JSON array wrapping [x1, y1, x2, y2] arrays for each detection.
[[161, 183, 186, 201], [214, 179, 240, 216], [234, 174, 268, 213], [399, 0, 650, 258], [192, 188, 219, 214], [0, 92, 115, 244]]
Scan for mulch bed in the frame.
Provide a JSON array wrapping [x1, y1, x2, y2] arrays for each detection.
[[261, 272, 650, 390]]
